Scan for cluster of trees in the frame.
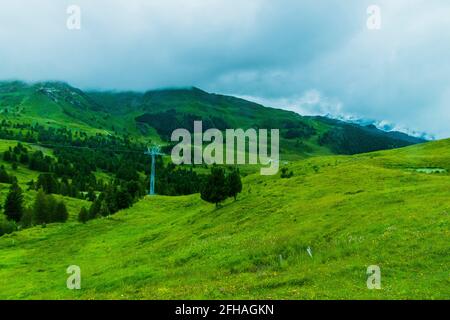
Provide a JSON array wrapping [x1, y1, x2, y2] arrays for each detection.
[[155, 162, 206, 196], [0, 119, 218, 196], [3, 144, 109, 197], [200, 167, 242, 207], [3, 139, 206, 199], [78, 182, 144, 223], [281, 120, 316, 140], [0, 120, 134, 148], [136, 109, 230, 141], [0, 182, 69, 236], [318, 124, 414, 155], [0, 120, 247, 234], [257, 118, 316, 140], [25, 189, 69, 226]]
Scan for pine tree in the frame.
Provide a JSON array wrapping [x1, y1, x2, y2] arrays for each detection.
[[53, 201, 69, 222], [99, 200, 111, 217], [46, 195, 58, 222], [3, 150, 11, 162], [36, 173, 58, 194], [20, 207, 33, 228], [33, 189, 48, 225], [116, 188, 132, 210], [200, 167, 228, 207], [0, 165, 11, 183], [78, 207, 89, 223], [4, 181, 24, 222], [226, 169, 242, 201], [86, 188, 96, 202], [19, 153, 29, 164], [88, 198, 101, 220], [27, 179, 36, 191], [104, 186, 118, 214]]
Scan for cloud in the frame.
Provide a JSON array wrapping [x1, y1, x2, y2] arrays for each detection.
[[0, 0, 449, 137], [238, 90, 344, 117]]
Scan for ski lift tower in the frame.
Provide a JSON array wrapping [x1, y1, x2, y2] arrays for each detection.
[[144, 145, 164, 195]]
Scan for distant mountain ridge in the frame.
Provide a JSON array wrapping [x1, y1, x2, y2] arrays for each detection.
[[325, 113, 434, 141], [0, 80, 426, 157]]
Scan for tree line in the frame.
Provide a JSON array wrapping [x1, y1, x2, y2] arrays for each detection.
[[0, 120, 244, 235], [0, 182, 69, 236]]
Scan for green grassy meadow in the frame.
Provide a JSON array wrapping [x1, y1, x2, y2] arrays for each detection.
[[0, 139, 448, 299]]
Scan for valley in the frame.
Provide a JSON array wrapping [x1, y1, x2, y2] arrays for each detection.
[[0, 80, 447, 300]]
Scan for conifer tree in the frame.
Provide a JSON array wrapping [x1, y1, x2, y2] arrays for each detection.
[[20, 207, 33, 228], [99, 200, 111, 217], [116, 188, 133, 210], [46, 194, 58, 222], [4, 181, 24, 222], [78, 206, 89, 223], [53, 201, 69, 222], [88, 198, 101, 219], [226, 169, 242, 201], [0, 165, 11, 183], [33, 189, 48, 225], [201, 167, 228, 207]]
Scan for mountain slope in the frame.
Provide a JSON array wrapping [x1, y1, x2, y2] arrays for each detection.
[[315, 117, 426, 155], [0, 81, 425, 158], [0, 81, 109, 131], [90, 87, 426, 155], [0, 138, 448, 299]]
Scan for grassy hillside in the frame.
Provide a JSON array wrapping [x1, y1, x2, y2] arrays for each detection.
[[0, 81, 110, 134], [0, 139, 448, 299]]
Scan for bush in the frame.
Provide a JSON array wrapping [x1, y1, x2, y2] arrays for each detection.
[[0, 218, 17, 237], [20, 207, 33, 228], [78, 207, 89, 223], [280, 167, 294, 179]]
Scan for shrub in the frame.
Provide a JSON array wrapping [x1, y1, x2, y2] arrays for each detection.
[[0, 218, 16, 237], [281, 167, 294, 179], [78, 207, 89, 224]]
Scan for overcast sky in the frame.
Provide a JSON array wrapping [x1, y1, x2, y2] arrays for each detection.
[[0, 0, 449, 137]]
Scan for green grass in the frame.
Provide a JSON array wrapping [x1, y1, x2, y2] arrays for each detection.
[[0, 139, 448, 299]]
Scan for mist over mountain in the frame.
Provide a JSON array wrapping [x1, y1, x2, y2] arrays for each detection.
[[0, 80, 426, 159], [324, 113, 435, 141]]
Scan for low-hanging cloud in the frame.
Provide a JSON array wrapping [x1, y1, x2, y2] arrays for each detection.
[[0, 0, 449, 137]]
